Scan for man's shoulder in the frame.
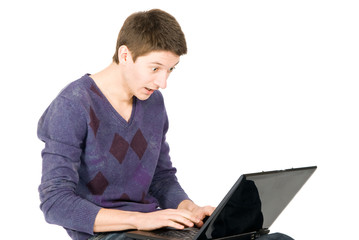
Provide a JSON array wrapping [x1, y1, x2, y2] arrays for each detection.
[[43, 74, 96, 117], [58, 74, 92, 100]]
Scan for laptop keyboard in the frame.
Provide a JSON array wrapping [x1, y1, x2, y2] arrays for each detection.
[[154, 227, 199, 239]]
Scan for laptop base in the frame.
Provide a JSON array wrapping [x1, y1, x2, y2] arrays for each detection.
[[126, 228, 269, 240]]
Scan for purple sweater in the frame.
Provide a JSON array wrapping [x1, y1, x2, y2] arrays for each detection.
[[37, 74, 189, 240]]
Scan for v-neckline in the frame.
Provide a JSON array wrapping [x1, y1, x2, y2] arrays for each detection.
[[88, 75, 137, 127]]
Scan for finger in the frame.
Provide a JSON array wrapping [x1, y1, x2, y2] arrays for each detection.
[[193, 207, 215, 227], [166, 220, 186, 230], [168, 214, 195, 228], [169, 209, 200, 225], [204, 207, 215, 217], [198, 206, 215, 219]]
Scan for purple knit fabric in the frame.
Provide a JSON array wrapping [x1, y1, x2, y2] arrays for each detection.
[[37, 74, 189, 240]]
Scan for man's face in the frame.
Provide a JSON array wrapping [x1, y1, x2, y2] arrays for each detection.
[[124, 50, 180, 100]]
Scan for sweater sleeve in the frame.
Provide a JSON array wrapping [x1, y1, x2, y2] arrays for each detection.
[[148, 98, 190, 209], [37, 96, 101, 235]]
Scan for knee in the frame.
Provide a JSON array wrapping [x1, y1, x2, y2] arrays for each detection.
[[258, 232, 294, 240]]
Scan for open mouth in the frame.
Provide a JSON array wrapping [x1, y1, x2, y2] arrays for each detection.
[[145, 87, 157, 92], [145, 87, 156, 94]]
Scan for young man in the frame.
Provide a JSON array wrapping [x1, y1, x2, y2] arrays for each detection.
[[38, 9, 214, 240], [38, 9, 293, 240]]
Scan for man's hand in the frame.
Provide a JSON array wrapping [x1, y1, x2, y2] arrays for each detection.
[[177, 200, 215, 227], [134, 209, 201, 231]]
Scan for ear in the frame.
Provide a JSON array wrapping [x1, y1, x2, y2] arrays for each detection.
[[118, 45, 132, 64]]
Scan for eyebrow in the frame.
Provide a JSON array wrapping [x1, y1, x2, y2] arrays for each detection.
[[150, 61, 180, 68]]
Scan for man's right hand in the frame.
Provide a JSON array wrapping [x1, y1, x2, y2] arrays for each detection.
[[134, 209, 201, 231]]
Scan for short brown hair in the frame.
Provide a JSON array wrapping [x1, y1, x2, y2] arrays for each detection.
[[113, 9, 187, 63]]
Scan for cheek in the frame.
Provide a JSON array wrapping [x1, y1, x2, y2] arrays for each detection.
[[128, 70, 145, 86], [127, 65, 154, 87], [136, 72, 155, 85]]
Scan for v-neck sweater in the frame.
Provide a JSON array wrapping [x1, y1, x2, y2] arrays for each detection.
[[37, 74, 189, 240]]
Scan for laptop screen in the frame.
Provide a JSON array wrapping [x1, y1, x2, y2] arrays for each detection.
[[245, 167, 317, 228], [196, 166, 316, 239]]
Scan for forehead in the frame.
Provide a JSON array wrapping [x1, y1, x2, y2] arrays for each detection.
[[136, 51, 180, 66]]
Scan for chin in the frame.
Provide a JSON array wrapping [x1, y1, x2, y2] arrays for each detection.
[[135, 94, 152, 101], [135, 89, 156, 101]]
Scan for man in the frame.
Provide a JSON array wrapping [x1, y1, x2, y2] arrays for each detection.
[[38, 9, 214, 240], [38, 9, 292, 240]]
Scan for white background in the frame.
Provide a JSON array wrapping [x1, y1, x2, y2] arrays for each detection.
[[1, 0, 358, 239]]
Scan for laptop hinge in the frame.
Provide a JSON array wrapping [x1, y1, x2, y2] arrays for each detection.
[[255, 228, 270, 238], [213, 228, 270, 240]]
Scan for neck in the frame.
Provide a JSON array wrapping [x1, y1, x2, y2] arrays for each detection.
[[91, 62, 133, 105]]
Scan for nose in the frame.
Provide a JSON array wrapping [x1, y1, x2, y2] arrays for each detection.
[[154, 72, 169, 89]]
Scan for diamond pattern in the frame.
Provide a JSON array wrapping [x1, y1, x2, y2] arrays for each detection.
[[130, 129, 148, 160], [120, 193, 130, 201], [87, 172, 109, 195], [110, 133, 130, 164], [141, 191, 150, 204], [111, 193, 131, 203], [109, 129, 148, 164], [89, 106, 100, 137]]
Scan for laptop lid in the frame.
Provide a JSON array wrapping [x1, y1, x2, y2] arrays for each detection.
[[194, 166, 317, 239]]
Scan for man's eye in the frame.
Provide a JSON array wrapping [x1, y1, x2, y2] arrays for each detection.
[[152, 68, 158, 72], [169, 67, 175, 72]]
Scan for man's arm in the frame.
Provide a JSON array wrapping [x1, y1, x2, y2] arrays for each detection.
[[38, 96, 102, 235], [93, 207, 201, 232]]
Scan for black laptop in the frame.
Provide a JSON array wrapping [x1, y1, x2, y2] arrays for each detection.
[[126, 166, 317, 240]]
